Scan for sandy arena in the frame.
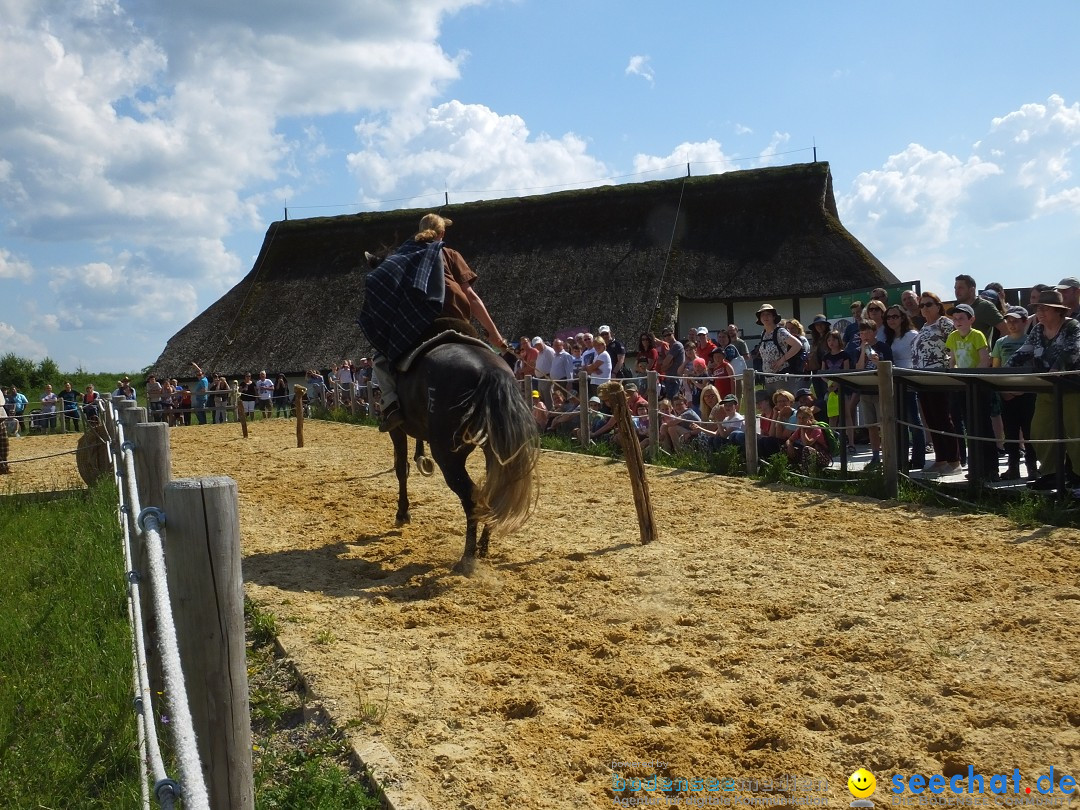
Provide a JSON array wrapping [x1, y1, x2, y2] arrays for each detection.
[[7, 422, 1080, 808]]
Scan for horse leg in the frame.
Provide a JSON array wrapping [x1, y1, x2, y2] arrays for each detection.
[[413, 438, 435, 476], [435, 450, 480, 573], [477, 525, 491, 558], [390, 427, 410, 525]]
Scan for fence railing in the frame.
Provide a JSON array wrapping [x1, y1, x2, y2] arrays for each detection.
[[520, 363, 1080, 498], [98, 395, 253, 809]]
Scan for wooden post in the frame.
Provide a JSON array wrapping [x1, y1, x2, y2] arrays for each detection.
[[646, 370, 660, 461], [578, 370, 590, 447], [877, 361, 898, 498], [163, 477, 254, 810], [294, 385, 307, 448], [598, 382, 657, 544], [234, 382, 249, 439], [131, 421, 172, 729], [743, 367, 759, 475]]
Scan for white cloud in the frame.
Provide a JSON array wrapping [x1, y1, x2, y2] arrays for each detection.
[[0, 321, 48, 360], [758, 131, 792, 166], [347, 100, 610, 203], [47, 254, 198, 332], [735, 124, 753, 136], [0, 248, 33, 280], [839, 95, 1080, 267], [625, 55, 655, 85]]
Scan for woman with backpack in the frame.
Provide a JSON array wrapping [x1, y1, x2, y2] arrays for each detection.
[[755, 304, 805, 395]]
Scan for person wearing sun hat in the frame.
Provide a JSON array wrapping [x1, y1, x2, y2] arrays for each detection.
[[992, 306, 1037, 480], [1007, 289, 1080, 490], [755, 303, 804, 395]]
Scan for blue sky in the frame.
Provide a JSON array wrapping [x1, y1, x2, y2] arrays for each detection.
[[1, 0, 1078, 371]]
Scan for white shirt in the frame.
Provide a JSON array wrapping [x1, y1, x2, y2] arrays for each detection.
[[256, 378, 275, 399], [534, 344, 555, 377], [588, 350, 612, 384]]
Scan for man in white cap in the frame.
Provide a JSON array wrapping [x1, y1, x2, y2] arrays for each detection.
[[361, 213, 510, 432], [532, 336, 556, 407], [1055, 276, 1080, 319], [597, 325, 625, 377], [694, 326, 716, 360]]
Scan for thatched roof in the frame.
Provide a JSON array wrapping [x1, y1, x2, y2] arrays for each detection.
[[152, 161, 895, 378]]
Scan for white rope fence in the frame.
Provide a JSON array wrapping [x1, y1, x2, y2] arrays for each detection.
[[105, 400, 211, 809]]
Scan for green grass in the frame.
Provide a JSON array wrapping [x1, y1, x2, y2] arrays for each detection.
[[246, 600, 381, 810], [0, 481, 140, 808]]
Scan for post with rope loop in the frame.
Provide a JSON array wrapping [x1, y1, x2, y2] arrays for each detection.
[[742, 368, 759, 475], [877, 361, 898, 499], [132, 421, 172, 718], [163, 476, 254, 810]]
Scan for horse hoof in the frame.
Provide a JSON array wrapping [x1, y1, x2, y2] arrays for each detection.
[[395, 513, 411, 526], [452, 556, 478, 576]]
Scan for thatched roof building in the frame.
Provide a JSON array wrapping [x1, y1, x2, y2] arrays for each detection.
[[152, 161, 896, 378]]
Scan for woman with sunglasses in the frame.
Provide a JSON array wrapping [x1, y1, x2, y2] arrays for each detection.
[[911, 293, 961, 474], [885, 305, 925, 471]]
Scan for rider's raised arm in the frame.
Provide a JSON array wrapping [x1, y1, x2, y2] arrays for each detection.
[[465, 285, 508, 350]]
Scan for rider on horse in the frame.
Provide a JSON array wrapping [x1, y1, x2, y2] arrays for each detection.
[[361, 213, 511, 433]]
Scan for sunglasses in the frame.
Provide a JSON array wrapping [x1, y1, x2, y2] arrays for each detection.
[[919, 302, 937, 309], [886, 314, 901, 320]]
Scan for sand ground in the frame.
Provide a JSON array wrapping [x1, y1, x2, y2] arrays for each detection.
[[8, 422, 1080, 808]]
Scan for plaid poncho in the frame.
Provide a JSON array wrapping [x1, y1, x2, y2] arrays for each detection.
[[359, 239, 447, 363]]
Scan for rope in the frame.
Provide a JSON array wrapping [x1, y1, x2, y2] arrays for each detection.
[[648, 174, 688, 332], [109, 409, 210, 810], [894, 415, 1064, 444], [114, 438, 154, 810], [3, 439, 109, 465]]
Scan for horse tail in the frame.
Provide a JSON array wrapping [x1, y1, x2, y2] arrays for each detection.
[[459, 366, 539, 535]]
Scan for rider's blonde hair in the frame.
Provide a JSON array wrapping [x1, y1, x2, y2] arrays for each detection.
[[415, 213, 452, 242]]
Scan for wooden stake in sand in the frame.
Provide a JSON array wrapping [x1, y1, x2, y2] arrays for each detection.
[[294, 385, 307, 448], [597, 381, 657, 544], [234, 381, 249, 439]]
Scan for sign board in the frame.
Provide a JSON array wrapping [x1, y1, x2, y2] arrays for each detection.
[[822, 281, 920, 319]]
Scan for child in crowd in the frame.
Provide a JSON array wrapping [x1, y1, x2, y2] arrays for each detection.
[[854, 320, 891, 468], [785, 406, 832, 471]]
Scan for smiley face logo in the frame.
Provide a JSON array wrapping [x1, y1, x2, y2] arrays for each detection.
[[848, 768, 877, 799]]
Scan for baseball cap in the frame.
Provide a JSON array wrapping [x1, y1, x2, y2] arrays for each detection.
[[531, 336, 543, 347], [1004, 306, 1029, 319], [1055, 277, 1080, 290], [531, 390, 540, 398], [598, 325, 611, 334], [794, 388, 813, 399], [721, 393, 738, 403], [588, 396, 602, 405], [951, 303, 975, 317], [695, 326, 709, 336]]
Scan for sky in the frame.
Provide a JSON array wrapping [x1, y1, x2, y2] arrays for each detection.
[[1, 0, 1079, 372]]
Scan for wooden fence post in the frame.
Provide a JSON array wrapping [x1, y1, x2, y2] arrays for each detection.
[[646, 371, 659, 461], [131, 421, 171, 727], [578, 370, 590, 447], [294, 385, 307, 447], [163, 476, 254, 810], [598, 382, 657, 544], [877, 361, 898, 498], [743, 368, 759, 475]]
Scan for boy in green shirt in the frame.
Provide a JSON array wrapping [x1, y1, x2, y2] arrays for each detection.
[[946, 303, 996, 481]]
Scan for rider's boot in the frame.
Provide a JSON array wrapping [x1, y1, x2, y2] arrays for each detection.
[[379, 401, 403, 432], [373, 353, 403, 432]]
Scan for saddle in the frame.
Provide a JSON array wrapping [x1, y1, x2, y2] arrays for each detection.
[[394, 322, 493, 374]]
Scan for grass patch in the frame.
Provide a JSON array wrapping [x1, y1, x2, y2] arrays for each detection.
[[246, 600, 381, 810], [0, 480, 140, 808]]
